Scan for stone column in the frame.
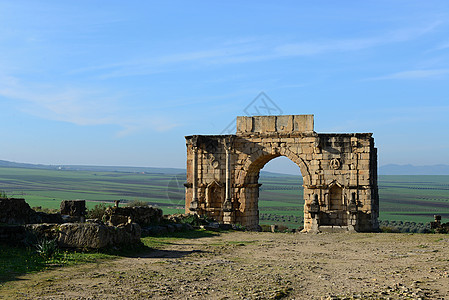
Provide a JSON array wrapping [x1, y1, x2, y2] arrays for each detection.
[[222, 137, 233, 223], [347, 192, 358, 232], [189, 138, 199, 212], [308, 194, 320, 233], [225, 140, 231, 202]]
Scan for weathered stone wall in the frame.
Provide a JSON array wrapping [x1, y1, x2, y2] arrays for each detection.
[[103, 206, 163, 226], [60, 200, 86, 217], [0, 198, 145, 248], [185, 115, 379, 232], [26, 222, 141, 249], [0, 198, 63, 225], [0, 198, 36, 225]]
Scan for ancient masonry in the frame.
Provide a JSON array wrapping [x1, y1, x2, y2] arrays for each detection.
[[185, 115, 379, 232]]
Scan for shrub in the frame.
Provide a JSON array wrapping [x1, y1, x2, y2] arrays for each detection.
[[276, 225, 289, 232], [179, 214, 214, 226], [0, 190, 8, 199], [232, 223, 246, 231], [126, 200, 149, 207], [380, 226, 401, 233], [86, 203, 109, 219], [260, 224, 272, 232], [32, 206, 59, 214], [435, 223, 449, 234], [35, 238, 58, 260]]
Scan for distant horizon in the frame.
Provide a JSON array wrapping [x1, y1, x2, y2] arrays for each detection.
[[2, 158, 449, 176]]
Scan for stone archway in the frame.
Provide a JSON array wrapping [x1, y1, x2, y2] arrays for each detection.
[[238, 153, 305, 230], [235, 149, 310, 230], [185, 115, 379, 232]]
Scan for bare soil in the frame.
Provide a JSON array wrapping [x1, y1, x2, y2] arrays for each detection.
[[1, 232, 449, 299]]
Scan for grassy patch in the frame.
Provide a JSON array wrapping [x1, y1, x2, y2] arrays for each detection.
[[0, 229, 219, 285], [0, 243, 116, 284]]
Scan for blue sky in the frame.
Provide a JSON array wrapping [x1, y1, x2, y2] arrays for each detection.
[[1, 1, 448, 174]]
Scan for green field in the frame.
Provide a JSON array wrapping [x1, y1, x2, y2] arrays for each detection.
[[0, 167, 186, 214], [259, 174, 449, 224], [378, 175, 449, 223], [1, 167, 449, 226]]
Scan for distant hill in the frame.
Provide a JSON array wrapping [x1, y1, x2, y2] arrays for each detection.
[[3, 160, 449, 176], [0, 160, 50, 170], [0, 159, 300, 177], [259, 170, 300, 178], [0, 160, 185, 174], [379, 164, 449, 175]]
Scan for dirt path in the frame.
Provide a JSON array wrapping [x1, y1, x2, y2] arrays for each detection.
[[1, 232, 449, 299]]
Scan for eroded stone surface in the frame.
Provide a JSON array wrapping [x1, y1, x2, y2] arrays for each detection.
[[103, 206, 163, 227], [60, 200, 86, 217], [0, 198, 62, 225], [185, 115, 379, 232], [0, 198, 36, 225], [25, 222, 141, 249]]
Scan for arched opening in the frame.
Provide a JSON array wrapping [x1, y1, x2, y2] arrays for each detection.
[[329, 185, 343, 210], [320, 184, 348, 226], [258, 156, 304, 230], [239, 154, 305, 231], [205, 181, 224, 221]]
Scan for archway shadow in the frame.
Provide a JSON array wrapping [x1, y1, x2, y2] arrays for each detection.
[[140, 248, 208, 259]]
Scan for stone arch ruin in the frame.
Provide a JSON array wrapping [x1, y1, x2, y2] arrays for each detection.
[[185, 115, 379, 232]]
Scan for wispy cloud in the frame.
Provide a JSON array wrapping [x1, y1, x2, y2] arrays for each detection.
[[0, 74, 179, 135], [0, 75, 116, 126], [275, 22, 441, 56], [323, 104, 449, 133], [115, 117, 180, 138], [73, 22, 442, 79], [70, 44, 263, 79], [434, 41, 449, 51], [366, 69, 449, 80]]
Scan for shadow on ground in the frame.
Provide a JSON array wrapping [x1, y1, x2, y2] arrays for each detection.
[[0, 229, 220, 285], [141, 249, 208, 259]]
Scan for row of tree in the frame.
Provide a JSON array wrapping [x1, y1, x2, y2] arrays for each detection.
[[378, 220, 431, 233], [260, 213, 303, 224], [259, 185, 300, 191], [259, 215, 433, 233]]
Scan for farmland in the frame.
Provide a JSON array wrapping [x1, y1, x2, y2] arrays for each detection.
[[259, 174, 449, 225], [1, 167, 449, 226]]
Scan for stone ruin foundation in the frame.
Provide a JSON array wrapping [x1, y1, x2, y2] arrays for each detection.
[[185, 115, 379, 232], [0, 198, 141, 249]]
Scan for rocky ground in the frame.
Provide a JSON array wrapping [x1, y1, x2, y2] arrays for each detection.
[[1, 231, 449, 299]]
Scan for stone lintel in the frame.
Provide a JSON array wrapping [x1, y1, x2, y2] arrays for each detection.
[[236, 115, 314, 135]]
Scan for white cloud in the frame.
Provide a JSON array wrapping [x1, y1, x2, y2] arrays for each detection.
[[71, 44, 263, 79], [366, 69, 449, 80], [72, 21, 443, 79], [115, 116, 180, 138], [0, 74, 179, 135], [275, 22, 441, 57]]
